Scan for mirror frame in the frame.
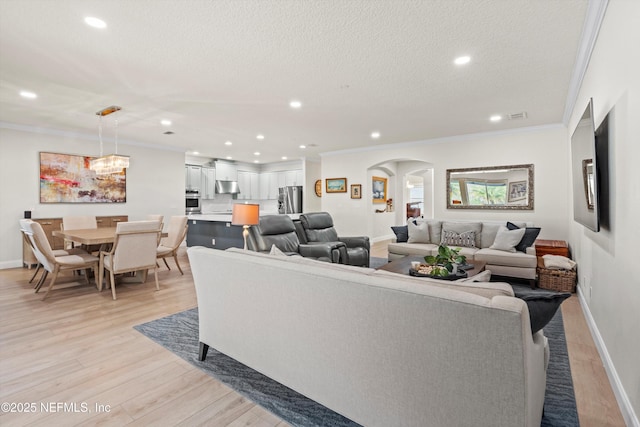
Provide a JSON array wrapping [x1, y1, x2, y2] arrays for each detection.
[[446, 164, 534, 210]]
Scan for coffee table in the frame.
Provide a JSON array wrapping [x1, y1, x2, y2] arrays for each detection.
[[377, 255, 487, 279]]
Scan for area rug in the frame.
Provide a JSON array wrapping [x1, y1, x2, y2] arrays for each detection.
[[134, 308, 578, 426], [369, 256, 388, 269]]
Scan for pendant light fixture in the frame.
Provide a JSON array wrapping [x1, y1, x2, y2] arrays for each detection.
[[89, 105, 130, 175]]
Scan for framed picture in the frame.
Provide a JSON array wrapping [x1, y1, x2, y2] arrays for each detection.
[[326, 178, 347, 193], [39, 152, 126, 203], [350, 184, 362, 199], [372, 176, 387, 203], [508, 180, 527, 202]]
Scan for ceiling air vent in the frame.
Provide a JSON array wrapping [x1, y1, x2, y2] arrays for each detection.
[[163, 131, 174, 135], [507, 112, 528, 120]]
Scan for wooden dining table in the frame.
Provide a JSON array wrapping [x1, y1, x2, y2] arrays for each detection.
[[52, 227, 168, 291]]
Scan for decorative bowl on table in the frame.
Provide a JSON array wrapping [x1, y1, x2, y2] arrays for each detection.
[[409, 264, 467, 281]]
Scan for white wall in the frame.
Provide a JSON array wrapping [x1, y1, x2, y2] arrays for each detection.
[[567, 0, 640, 423], [321, 125, 570, 241], [304, 158, 322, 213], [0, 127, 185, 268]]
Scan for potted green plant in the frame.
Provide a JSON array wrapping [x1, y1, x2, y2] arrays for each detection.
[[424, 245, 467, 276]]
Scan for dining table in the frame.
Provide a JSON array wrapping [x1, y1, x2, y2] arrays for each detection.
[[52, 227, 168, 291]]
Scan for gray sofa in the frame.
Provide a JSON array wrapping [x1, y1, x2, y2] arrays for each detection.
[[388, 219, 538, 286], [188, 246, 548, 427]]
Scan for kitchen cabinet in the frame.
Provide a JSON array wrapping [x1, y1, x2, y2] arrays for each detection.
[[185, 165, 202, 191], [237, 171, 259, 200], [285, 169, 303, 186], [201, 167, 216, 199], [215, 161, 237, 181], [258, 169, 303, 200]]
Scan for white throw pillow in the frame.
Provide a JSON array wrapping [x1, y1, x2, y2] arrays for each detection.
[[490, 226, 526, 253], [407, 221, 430, 243], [269, 244, 286, 256]]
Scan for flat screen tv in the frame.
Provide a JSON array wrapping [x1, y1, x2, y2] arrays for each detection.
[[571, 98, 599, 231]]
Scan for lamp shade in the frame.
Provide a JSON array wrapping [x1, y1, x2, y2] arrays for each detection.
[[231, 203, 260, 226]]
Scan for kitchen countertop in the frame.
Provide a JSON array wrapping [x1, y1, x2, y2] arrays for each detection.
[[188, 212, 301, 222]]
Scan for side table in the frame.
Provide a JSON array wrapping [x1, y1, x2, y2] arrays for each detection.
[[534, 239, 569, 258]]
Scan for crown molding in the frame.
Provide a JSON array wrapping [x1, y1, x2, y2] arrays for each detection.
[[562, 0, 609, 125], [0, 121, 186, 153]]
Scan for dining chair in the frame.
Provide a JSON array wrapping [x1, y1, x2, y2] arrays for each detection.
[[156, 216, 188, 274], [21, 220, 99, 300], [61, 215, 98, 250], [19, 220, 87, 288], [146, 215, 164, 228], [99, 220, 162, 300]]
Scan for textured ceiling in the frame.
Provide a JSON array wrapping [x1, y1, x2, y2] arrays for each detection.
[[0, 0, 588, 163]]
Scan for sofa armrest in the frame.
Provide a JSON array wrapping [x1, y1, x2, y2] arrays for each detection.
[[339, 236, 370, 250], [526, 246, 536, 256], [299, 242, 345, 263]]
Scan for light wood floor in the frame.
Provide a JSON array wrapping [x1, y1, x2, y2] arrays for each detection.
[[0, 244, 625, 426]]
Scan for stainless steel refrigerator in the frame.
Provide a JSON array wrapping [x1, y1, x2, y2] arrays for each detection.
[[278, 186, 303, 214]]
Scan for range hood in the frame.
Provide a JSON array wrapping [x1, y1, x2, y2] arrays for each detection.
[[215, 180, 240, 194]]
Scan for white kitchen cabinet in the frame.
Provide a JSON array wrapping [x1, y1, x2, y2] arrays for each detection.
[[215, 161, 237, 181], [201, 167, 216, 199], [237, 171, 259, 200], [185, 165, 202, 191], [284, 169, 303, 186]]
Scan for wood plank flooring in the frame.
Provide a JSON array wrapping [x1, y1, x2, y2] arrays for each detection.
[[0, 243, 626, 426]]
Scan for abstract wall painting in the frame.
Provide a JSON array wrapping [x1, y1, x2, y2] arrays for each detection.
[[39, 152, 126, 203]]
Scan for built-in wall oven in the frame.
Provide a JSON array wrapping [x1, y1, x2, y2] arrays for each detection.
[[185, 190, 201, 214]]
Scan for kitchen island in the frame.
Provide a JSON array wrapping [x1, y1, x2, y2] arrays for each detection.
[[186, 212, 301, 250]]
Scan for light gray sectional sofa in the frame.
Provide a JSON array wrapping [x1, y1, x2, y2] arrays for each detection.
[[188, 246, 548, 427], [388, 219, 538, 286]]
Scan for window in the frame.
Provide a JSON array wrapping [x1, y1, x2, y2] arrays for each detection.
[[450, 179, 506, 206]]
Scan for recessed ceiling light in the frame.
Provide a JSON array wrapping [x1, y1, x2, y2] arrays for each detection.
[[490, 115, 502, 122], [299, 145, 306, 149], [161, 119, 172, 126], [281, 156, 288, 160], [254, 160, 260, 163], [289, 100, 302, 109], [454, 56, 471, 65], [84, 16, 107, 29], [192, 151, 200, 155], [224, 141, 232, 146], [254, 152, 260, 156], [19, 91, 37, 99], [371, 131, 381, 139], [256, 134, 265, 140], [226, 156, 232, 160]]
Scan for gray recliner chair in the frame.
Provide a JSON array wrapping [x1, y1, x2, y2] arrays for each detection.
[[247, 215, 344, 263], [298, 212, 370, 267]]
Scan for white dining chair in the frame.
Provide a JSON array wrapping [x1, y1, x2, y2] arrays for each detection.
[[21, 220, 99, 300], [98, 220, 162, 300], [61, 215, 98, 250], [19, 219, 87, 288], [156, 216, 188, 275]]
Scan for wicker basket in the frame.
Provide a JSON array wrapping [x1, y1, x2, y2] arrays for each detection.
[[537, 266, 576, 292]]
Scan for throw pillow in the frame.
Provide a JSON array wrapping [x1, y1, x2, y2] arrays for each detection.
[[407, 221, 430, 243], [515, 291, 571, 334], [442, 222, 482, 247], [490, 226, 526, 253], [391, 225, 409, 243], [456, 269, 492, 283], [506, 222, 541, 253], [269, 244, 286, 256], [440, 230, 476, 248]]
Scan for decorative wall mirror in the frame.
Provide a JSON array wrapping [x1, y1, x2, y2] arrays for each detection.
[[446, 164, 534, 210]]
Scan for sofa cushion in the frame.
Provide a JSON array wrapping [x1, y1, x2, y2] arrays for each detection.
[[475, 248, 537, 268], [442, 222, 482, 247], [480, 223, 502, 248], [391, 225, 409, 243], [269, 244, 287, 256], [490, 226, 526, 253], [457, 269, 492, 283], [408, 221, 430, 243], [512, 286, 571, 334], [441, 230, 476, 248], [507, 222, 542, 252], [387, 242, 437, 257]]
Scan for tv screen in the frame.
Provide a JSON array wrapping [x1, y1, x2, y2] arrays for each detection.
[[571, 98, 599, 232]]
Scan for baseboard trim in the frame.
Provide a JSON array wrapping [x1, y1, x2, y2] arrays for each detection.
[[0, 259, 24, 270], [577, 288, 640, 427]]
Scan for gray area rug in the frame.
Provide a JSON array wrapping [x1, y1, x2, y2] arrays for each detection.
[[369, 256, 388, 269], [134, 306, 578, 426]]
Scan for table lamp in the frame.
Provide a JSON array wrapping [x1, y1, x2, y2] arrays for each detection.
[[231, 203, 260, 250]]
